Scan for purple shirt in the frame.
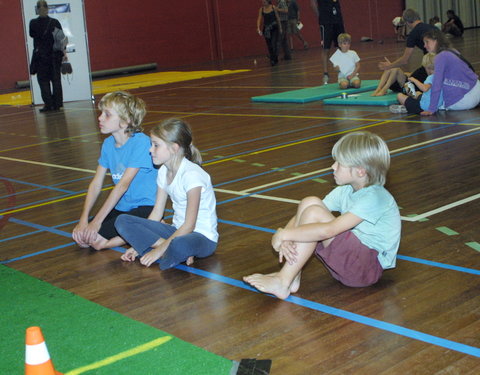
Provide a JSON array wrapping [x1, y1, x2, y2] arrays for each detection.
[[428, 51, 479, 112]]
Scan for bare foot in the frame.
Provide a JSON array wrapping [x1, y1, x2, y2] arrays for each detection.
[[186, 256, 194, 265], [243, 272, 291, 300], [90, 235, 108, 251], [264, 272, 301, 293], [289, 272, 301, 294]]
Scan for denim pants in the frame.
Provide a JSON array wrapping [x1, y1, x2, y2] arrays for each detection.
[[115, 214, 217, 270]]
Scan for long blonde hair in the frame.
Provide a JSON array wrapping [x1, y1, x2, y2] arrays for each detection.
[[151, 118, 202, 165]]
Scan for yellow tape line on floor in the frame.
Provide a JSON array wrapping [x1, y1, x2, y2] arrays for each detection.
[[0, 70, 249, 106], [64, 336, 172, 375]]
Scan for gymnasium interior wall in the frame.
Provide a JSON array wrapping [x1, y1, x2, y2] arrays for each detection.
[[1, 0, 404, 90]]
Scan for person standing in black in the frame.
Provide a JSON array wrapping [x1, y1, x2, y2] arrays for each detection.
[[257, 0, 282, 66], [29, 0, 64, 112], [311, 0, 345, 84]]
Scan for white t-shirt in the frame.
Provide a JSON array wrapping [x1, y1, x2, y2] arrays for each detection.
[[329, 49, 360, 78], [157, 158, 218, 242]]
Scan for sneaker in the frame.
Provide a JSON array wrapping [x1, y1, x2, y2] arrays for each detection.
[[322, 73, 329, 85], [404, 82, 417, 98], [389, 104, 408, 113]]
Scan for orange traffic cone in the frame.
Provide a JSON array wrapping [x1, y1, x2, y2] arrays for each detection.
[[25, 326, 63, 375]]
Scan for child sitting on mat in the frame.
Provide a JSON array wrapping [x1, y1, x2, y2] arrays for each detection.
[[329, 33, 361, 89], [391, 53, 443, 114], [244, 131, 401, 299]]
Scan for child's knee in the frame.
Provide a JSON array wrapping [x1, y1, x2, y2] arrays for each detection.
[[339, 79, 349, 89], [299, 196, 323, 210], [114, 214, 131, 232]]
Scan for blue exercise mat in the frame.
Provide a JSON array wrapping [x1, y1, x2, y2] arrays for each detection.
[[323, 91, 399, 106], [251, 80, 380, 103]]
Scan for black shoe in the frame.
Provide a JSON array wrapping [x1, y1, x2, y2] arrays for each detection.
[[39, 106, 53, 113]]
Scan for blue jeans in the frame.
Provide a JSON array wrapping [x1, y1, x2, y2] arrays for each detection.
[[115, 214, 217, 270]]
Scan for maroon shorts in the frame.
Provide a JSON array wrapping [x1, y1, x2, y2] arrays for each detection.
[[315, 231, 383, 287]]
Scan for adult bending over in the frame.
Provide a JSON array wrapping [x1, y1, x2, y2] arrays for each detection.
[[421, 29, 479, 116], [375, 9, 435, 96]]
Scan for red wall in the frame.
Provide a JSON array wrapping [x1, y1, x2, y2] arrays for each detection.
[[1, 0, 403, 90]]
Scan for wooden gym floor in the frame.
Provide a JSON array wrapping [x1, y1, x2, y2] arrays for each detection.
[[1, 29, 479, 374]]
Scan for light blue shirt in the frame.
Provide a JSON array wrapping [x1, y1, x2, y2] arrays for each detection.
[[323, 184, 401, 269], [420, 74, 444, 110], [98, 133, 157, 211]]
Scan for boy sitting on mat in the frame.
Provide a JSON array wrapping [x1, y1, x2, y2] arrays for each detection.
[[244, 131, 401, 299], [329, 33, 361, 89]]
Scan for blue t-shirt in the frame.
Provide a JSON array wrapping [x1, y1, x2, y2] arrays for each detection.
[[323, 184, 401, 269], [420, 74, 444, 110], [98, 133, 157, 212]]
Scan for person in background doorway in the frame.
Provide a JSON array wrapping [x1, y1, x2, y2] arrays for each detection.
[[29, 0, 64, 112]]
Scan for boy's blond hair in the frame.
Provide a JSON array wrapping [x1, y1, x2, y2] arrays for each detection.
[[337, 33, 351, 44], [332, 131, 390, 186], [422, 52, 435, 71], [98, 91, 146, 135]]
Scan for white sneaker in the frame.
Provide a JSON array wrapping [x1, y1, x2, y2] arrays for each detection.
[[404, 82, 417, 98], [389, 104, 407, 113]]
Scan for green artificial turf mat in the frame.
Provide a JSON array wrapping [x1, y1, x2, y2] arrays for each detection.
[[250, 80, 380, 103], [323, 90, 399, 106], [0, 265, 232, 375]]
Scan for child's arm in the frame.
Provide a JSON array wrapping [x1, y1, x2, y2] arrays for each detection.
[[72, 165, 107, 246], [147, 187, 168, 222], [347, 62, 360, 80], [78, 167, 140, 245], [408, 76, 431, 92], [273, 212, 363, 264], [140, 186, 202, 267]]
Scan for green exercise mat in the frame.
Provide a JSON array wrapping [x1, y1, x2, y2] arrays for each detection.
[[323, 91, 399, 106], [0, 265, 233, 375], [251, 80, 380, 103]]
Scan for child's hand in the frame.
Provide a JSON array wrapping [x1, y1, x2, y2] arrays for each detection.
[[72, 222, 90, 248], [81, 221, 101, 245], [279, 241, 298, 265], [271, 228, 284, 252], [420, 110, 434, 116], [121, 248, 138, 262]]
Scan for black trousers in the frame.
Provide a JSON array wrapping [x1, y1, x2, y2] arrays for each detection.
[[37, 52, 63, 109]]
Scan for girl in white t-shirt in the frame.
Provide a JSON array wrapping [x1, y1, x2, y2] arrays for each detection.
[[116, 118, 218, 270]]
